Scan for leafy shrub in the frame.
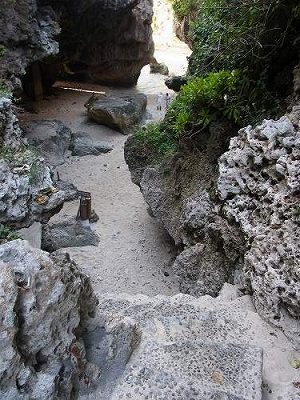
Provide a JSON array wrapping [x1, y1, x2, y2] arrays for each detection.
[[188, 0, 298, 77], [134, 122, 179, 161], [0, 80, 11, 97], [168, 0, 200, 20], [134, 69, 281, 159], [0, 224, 19, 244]]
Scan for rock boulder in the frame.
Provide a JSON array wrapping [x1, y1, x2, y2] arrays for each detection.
[[0, 240, 98, 399], [71, 132, 113, 157], [85, 93, 147, 133]]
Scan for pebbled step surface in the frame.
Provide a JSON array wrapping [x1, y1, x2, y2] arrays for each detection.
[[111, 340, 262, 400]]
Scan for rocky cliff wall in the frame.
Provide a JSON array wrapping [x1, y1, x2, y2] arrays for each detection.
[[0, 240, 97, 399], [0, 0, 59, 91], [41, 0, 154, 87], [125, 71, 300, 344]]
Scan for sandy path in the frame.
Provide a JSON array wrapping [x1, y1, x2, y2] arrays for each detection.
[[20, 43, 190, 296]]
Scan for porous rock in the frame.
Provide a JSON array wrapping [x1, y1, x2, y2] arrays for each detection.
[[71, 132, 113, 157], [0, 97, 23, 149], [0, 239, 97, 399], [133, 122, 243, 296], [42, 217, 100, 252], [85, 93, 147, 133], [218, 115, 300, 342], [0, 158, 65, 228]]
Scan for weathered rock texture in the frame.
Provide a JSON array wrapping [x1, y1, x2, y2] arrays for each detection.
[[42, 217, 100, 252], [0, 0, 59, 90], [126, 103, 300, 343], [0, 101, 69, 228], [218, 113, 300, 342], [85, 93, 147, 133], [0, 98, 23, 149], [24, 120, 72, 166], [0, 239, 97, 400], [81, 289, 299, 399], [44, 0, 154, 86], [71, 132, 113, 157], [126, 121, 244, 297]]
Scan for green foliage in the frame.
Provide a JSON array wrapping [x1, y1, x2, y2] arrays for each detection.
[[0, 45, 6, 58], [134, 122, 179, 161], [168, 0, 200, 20], [0, 80, 11, 97], [134, 69, 281, 158], [0, 224, 19, 244], [188, 0, 293, 76]]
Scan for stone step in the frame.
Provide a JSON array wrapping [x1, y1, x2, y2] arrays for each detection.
[[96, 293, 257, 346], [111, 340, 262, 400]]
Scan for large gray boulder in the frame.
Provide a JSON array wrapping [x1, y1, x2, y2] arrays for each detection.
[[0, 97, 23, 149], [0, 239, 98, 399], [85, 93, 147, 133], [42, 217, 100, 252], [0, 157, 65, 228]]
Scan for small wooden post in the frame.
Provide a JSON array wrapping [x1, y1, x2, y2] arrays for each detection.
[[77, 191, 92, 221]]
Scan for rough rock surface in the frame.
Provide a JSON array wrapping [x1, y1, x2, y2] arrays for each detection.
[[126, 121, 243, 296], [218, 114, 300, 343], [0, 157, 65, 228], [45, 0, 154, 86], [85, 93, 147, 133], [0, 98, 23, 149], [42, 217, 100, 252], [24, 120, 72, 166], [150, 60, 169, 75], [0, 239, 97, 400], [0, 0, 59, 90], [71, 132, 113, 157], [79, 289, 299, 399]]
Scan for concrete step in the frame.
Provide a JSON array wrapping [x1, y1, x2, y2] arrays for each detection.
[[111, 340, 262, 400]]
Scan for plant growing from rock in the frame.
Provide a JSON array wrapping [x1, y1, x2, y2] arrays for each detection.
[[0, 224, 19, 244]]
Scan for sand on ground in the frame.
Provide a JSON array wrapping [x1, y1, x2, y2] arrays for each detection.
[[20, 42, 191, 296]]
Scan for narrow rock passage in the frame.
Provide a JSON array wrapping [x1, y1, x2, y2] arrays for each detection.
[[20, 42, 190, 296]]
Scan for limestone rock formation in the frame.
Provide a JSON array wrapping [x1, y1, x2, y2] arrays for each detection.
[[218, 114, 300, 342], [0, 101, 70, 228], [0, 98, 23, 149], [85, 93, 147, 133], [47, 0, 154, 86], [0, 0, 59, 90], [150, 60, 169, 75], [126, 121, 243, 296], [0, 156, 65, 228], [126, 106, 299, 343], [42, 217, 100, 252], [0, 239, 97, 400]]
